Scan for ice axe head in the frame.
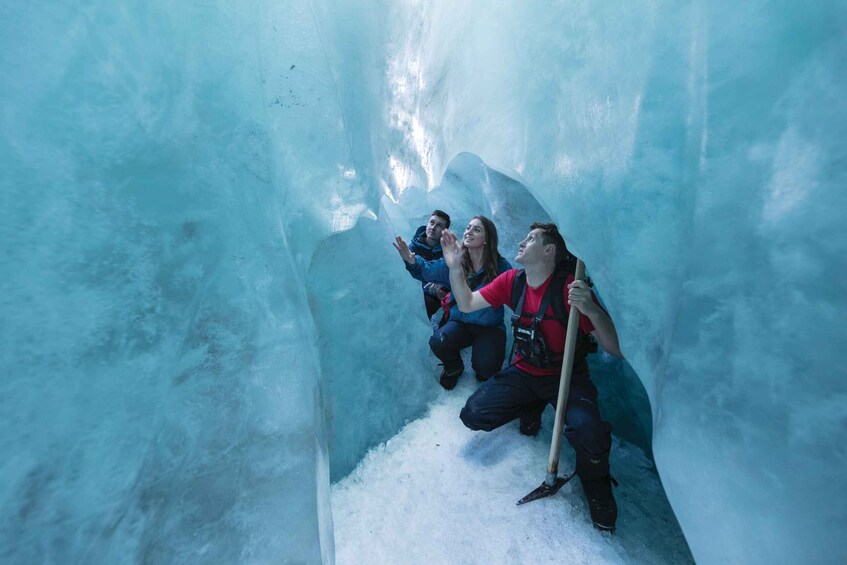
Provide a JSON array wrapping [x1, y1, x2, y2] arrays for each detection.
[[516, 473, 573, 505]]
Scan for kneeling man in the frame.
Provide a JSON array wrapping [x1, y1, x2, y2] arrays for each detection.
[[440, 223, 623, 532]]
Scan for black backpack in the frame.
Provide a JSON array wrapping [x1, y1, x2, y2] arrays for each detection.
[[508, 270, 597, 365]]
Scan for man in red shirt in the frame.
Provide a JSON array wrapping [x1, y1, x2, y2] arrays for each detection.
[[440, 223, 623, 532]]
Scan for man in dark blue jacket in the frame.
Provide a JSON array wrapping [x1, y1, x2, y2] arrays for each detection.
[[407, 210, 451, 318]]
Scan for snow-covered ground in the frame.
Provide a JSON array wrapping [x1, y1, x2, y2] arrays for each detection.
[[332, 377, 693, 564]]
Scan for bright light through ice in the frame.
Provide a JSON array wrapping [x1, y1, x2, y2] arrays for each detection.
[[410, 114, 434, 188], [328, 194, 366, 232], [338, 165, 357, 179], [554, 153, 575, 180], [761, 129, 817, 226], [388, 154, 411, 195]]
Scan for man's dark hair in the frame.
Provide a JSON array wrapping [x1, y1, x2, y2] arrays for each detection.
[[530, 222, 575, 271], [432, 209, 451, 229]]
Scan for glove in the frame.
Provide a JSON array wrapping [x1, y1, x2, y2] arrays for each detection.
[[424, 283, 448, 299]]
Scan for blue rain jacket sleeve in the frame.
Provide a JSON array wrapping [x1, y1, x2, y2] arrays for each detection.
[[406, 226, 444, 291], [405, 256, 451, 286], [405, 255, 512, 327]]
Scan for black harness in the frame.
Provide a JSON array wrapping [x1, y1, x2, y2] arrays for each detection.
[[508, 270, 597, 368]]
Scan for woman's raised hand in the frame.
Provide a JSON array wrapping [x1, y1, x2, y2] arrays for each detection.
[[440, 229, 463, 269]]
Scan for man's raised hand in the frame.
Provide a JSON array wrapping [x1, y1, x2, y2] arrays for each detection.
[[392, 235, 417, 264], [440, 229, 463, 269]]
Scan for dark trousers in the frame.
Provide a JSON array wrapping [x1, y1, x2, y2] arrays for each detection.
[[424, 293, 442, 318], [428, 320, 506, 380], [460, 364, 612, 479]]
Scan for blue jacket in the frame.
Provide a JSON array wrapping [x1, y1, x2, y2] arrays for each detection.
[[405, 255, 512, 327], [408, 225, 444, 291]]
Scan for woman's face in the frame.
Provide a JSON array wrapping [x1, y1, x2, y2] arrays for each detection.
[[463, 218, 486, 250]]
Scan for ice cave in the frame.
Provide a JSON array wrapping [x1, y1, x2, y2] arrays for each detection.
[[2, 1, 845, 563]]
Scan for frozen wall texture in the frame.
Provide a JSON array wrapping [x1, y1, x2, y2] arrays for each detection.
[[2, 1, 845, 564], [0, 1, 349, 562]]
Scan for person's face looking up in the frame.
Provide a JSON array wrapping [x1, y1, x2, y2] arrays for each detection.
[[515, 228, 548, 265], [426, 215, 447, 242], [463, 218, 486, 250]]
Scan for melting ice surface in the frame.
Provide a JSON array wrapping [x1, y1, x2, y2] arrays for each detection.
[[2, 1, 846, 564]]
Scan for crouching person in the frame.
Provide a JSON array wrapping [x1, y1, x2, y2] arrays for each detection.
[[440, 223, 624, 532], [393, 216, 511, 389], [408, 210, 451, 318]]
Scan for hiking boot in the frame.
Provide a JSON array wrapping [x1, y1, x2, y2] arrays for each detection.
[[475, 373, 489, 383], [518, 403, 544, 436], [438, 368, 462, 390], [581, 475, 619, 532], [519, 412, 541, 436]]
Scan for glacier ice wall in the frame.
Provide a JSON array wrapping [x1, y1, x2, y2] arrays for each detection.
[[0, 1, 357, 561], [3, 0, 846, 563]]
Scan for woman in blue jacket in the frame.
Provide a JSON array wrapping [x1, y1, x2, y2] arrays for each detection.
[[393, 215, 511, 389]]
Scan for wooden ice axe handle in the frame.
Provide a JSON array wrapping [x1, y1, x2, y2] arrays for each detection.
[[545, 259, 585, 486]]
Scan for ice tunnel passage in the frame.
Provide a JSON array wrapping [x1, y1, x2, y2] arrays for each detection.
[[307, 152, 655, 483], [3, 0, 846, 562], [312, 153, 691, 562]]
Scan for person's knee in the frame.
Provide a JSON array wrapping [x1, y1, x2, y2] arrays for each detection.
[[428, 331, 449, 355], [460, 401, 495, 431]]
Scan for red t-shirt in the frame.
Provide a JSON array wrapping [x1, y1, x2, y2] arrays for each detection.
[[480, 269, 598, 376]]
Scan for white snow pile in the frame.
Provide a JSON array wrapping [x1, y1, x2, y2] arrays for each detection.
[[333, 378, 693, 564]]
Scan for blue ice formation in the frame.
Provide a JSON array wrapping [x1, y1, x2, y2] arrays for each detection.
[[2, 1, 845, 563]]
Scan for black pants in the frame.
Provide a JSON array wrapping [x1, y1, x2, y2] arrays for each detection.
[[424, 293, 442, 318], [428, 320, 506, 380], [460, 364, 612, 479]]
